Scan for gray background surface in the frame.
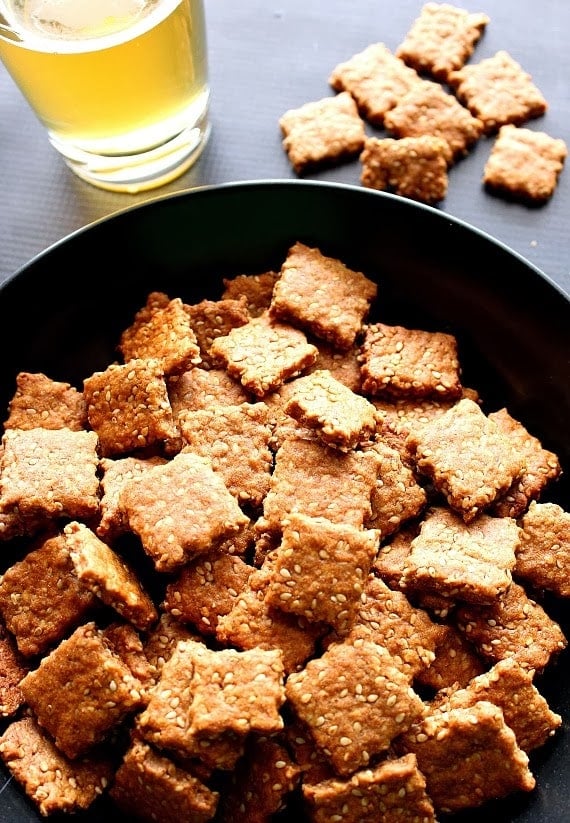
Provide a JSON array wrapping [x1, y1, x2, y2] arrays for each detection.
[[0, 0, 568, 293]]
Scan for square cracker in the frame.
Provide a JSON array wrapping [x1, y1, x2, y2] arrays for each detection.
[[448, 50, 548, 133], [269, 242, 377, 351], [110, 737, 219, 823], [302, 753, 436, 823], [483, 125, 567, 203], [345, 574, 445, 682], [396, 2, 489, 81], [455, 581, 567, 673], [397, 701, 535, 813], [405, 398, 525, 521], [96, 454, 168, 541], [258, 435, 379, 534], [183, 296, 250, 369], [364, 439, 427, 539], [279, 91, 366, 174], [286, 637, 425, 775], [0, 622, 27, 717], [4, 371, 86, 431], [209, 313, 318, 397], [178, 402, 273, 507], [118, 291, 201, 375], [83, 358, 178, 457], [221, 270, 279, 317], [20, 622, 144, 759], [516, 501, 570, 598], [360, 135, 451, 205], [402, 506, 519, 605], [283, 368, 377, 451], [489, 407, 562, 516], [432, 657, 562, 753], [216, 737, 301, 822], [384, 79, 484, 160], [216, 566, 325, 675], [0, 716, 113, 817], [118, 451, 249, 573], [138, 639, 285, 768], [329, 42, 424, 126], [64, 520, 158, 631], [359, 322, 462, 401], [168, 367, 250, 419], [0, 427, 100, 524], [265, 512, 380, 634], [162, 551, 252, 636], [0, 532, 97, 657]]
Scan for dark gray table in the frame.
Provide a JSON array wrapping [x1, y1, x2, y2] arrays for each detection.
[[1, 0, 568, 294]]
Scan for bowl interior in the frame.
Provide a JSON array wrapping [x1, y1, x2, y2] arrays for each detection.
[[0, 180, 568, 822]]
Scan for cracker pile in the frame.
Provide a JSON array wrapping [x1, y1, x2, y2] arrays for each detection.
[[279, 2, 567, 204], [0, 240, 568, 821]]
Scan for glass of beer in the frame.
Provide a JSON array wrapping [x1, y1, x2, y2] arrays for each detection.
[[0, 0, 210, 193]]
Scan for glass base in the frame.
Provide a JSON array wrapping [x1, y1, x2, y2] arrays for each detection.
[[51, 111, 211, 194]]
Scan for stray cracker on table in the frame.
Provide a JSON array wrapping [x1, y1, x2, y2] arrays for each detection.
[[278, 4, 566, 204], [0, 238, 567, 821]]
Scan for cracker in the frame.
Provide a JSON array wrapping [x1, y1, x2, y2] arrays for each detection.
[[216, 737, 301, 822], [405, 397, 525, 521], [455, 581, 567, 672], [415, 622, 485, 690], [162, 551, 252, 635], [432, 657, 562, 753], [137, 639, 285, 769], [396, 2, 489, 81], [221, 270, 279, 317], [0, 532, 97, 657], [344, 574, 445, 681], [258, 435, 379, 534], [0, 427, 100, 525], [143, 612, 200, 686], [402, 506, 519, 604], [97, 454, 168, 541], [0, 716, 113, 816], [283, 368, 377, 450], [269, 242, 377, 350], [110, 736, 219, 823], [285, 636, 425, 775], [364, 439, 427, 538], [0, 621, 27, 717], [359, 322, 462, 401], [309, 341, 363, 392], [4, 371, 86, 431], [83, 358, 178, 457], [361, 134, 451, 204], [209, 313, 318, 397], [302, 753, 436, 823], [488, 407, 562, 516], [183, 296, 250, 369], [483, 124, 567, 203], [118, 451, 249, 573], [20, 622, 144, 759], [329, 42, 424, 126], [168, 367, 250, 418], [384, 78, 483, 160], [397, 701, 535, 813], [516, 501, 570, 598], [279, 91, 366, 174], [64, 521, 158, 631], [118, 292, 201, 374], [178, 402, 273, 507], [216, 566, 325, 675], [448, 50, 548, 133], [265, 512, 380, 634]]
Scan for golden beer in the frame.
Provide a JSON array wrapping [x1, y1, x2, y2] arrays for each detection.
[[0, 0, 210, 192]]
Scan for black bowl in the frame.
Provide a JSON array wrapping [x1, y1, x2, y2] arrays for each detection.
[[0, 180, 568, 823]]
